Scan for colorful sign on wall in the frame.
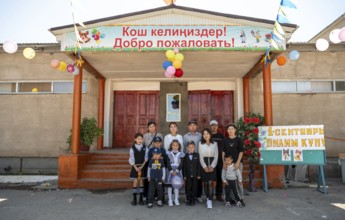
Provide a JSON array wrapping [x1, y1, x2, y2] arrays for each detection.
[[259, 125, 325, 164], [61, 26, 286, 52]]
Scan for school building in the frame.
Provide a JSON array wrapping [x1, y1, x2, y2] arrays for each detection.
[[0, 4, 344, 189]]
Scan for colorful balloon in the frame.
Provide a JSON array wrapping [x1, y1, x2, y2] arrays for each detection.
[[58, 61, 67, 72], [316, 39, 329, 51], [163, 61, 172, 70], [174, 53, 184, 62], [173, 48, 179, 53], [91, 29, 97, 34], [173, 60, 182, 69], [67, 64, 75, 73], [166, 66, 176, 75], [165, 50, 175, 59], [72, 67, 80, 75], [276, 55, 287, 66], [174, 69, 184, 78], [31, 88, 38, 92], [338, 27, 345, 42], [165, 70, 174, 78], [93, 35, 100, 41], [288, 50, 300, 61], [3, 40, 18, 54], [329, 29, 341, 43], [50, 59, 60, 69], [100, 33, 105, 39], [23, 48, 35, 59]]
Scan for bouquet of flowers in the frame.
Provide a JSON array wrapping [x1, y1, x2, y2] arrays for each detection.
[[237, 112, 265, 164]]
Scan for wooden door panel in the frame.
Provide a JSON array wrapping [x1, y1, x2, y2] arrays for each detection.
[[113, 91, 159, 148]]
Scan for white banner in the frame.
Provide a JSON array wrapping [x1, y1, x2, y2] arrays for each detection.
[[258, 125, 325, 150]]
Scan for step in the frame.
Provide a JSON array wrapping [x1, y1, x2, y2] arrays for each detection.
[[80, 170, 130, 179], [77, 178, 132, 189], [87, 160, 129, 165], [90, 156, 128, 161], [84, 164, 130, 170], [92, 153, 128, 157]]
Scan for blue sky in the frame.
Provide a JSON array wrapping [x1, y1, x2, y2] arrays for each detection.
[[0, 0, 344, 43]]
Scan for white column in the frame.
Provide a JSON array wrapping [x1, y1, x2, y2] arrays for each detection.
[[235, 78, 244, 120]]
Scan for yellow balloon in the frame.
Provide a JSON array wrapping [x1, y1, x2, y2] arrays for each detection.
[[173, 60, 182, 69], [174, 53, 184, 62], [96, 40, 101, 44], [23, 48, 36, 59], [32, 88, 38, 92], [165, 50, 175, 59], [58, 61, 67, 72], [168, 56, 175, 62]]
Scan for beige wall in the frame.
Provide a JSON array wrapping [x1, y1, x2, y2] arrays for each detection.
[[0, 52, 98, 157], [249, 51, 345, 157]]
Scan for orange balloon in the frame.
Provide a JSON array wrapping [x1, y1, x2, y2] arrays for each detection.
[[277, 55, 287, 66]]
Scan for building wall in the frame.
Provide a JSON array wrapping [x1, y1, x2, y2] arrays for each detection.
[[249, 51, 345, 178], [0, 52, 98, 157]]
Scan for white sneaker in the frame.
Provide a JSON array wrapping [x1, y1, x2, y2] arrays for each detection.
[[174, 199, 180, 206], [168, 199, 173, 207], [207, 199, 213, 209]]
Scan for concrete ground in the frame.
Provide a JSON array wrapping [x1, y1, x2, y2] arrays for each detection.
[[0, 179, 344, 220]]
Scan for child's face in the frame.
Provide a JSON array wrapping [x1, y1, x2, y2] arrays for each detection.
[[135, 136, 143, 145], [225, 157, 233, 166], [187, 144, 195, 153], [148, 124, 156, 133], [153, 141, 162, 148], [170, 124, 178, 134], [153, 153, 161, 160], [172, 142, 179, 151]]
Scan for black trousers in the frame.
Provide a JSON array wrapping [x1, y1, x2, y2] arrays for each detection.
[[215, 163, 223, 195], [225, 180, 240, 202], [143, 179, 149, 198], [185, 177, 198, 202], [196, 178, 202, 198], [148, 179, 163, 203]]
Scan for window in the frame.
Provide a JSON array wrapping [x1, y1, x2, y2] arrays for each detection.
[[53, 82, 87, 93], [272, 81, 297, 93], [335, 81, 345, 91], [18, 82, 51, 93], [0, 83, 16, 93], [297, 81, 333, 93]]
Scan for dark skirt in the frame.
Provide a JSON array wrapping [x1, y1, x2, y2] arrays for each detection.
[[130, 164, 147, 179], [201, 157, 216, 181]]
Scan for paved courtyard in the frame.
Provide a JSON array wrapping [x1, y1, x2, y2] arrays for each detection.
[[0, 179, 344, 220]]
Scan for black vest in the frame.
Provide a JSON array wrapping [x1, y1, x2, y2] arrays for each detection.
[[132, 145, 146, 164]]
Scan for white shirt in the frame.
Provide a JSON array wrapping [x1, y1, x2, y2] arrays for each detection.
[[222, 164, 242, 181], [199, 141, 218, 168], [164, 134, 184, 151]]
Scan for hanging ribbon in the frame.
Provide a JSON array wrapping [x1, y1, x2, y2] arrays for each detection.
[[274, 21, 285, 36], [280, 0, 297, 9]]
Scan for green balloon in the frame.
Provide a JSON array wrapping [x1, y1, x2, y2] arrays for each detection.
[[92, 29, 97, 34]]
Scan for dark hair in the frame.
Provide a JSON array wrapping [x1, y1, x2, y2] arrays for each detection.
[[201, 128, 214, 144], [224, 154, 233, 160], [168, 139, 181, 151], [134, 132, 143, 139], [169, 122, 178, 128], [147, 121, 156, 127], [186, 140, 195, 146], [226, 123, 237, 130]]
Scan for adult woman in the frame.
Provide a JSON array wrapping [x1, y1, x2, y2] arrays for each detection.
[[143, 121, 163, 149], [222, 124, 245, 206], [199, 128, 218, 209], [163, 122, 183, 151]]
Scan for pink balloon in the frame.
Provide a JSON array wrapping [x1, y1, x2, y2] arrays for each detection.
[[338, 28, 345, 42], [50, 59, 60, 69], [166, 66, 176, 75], [165, 70, 174, 78], [173, 47, 179, 53], [67, 64, 75, 73]]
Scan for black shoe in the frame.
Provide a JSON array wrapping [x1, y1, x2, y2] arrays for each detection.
[[131, 199, 137, 206], [162, 196, 166, 204], [186, 201, 191, 206], [230, 199, 236, 205], [240, 199, 246, 207], [139, 198, 144, 205], [190, 201, 195, 206]]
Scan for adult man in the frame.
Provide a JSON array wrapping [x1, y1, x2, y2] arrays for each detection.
[[183, 120, 203, 203], [210, 119, 225, 202]]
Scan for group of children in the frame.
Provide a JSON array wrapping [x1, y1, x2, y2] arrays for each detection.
[[128, 121, 244, 209]]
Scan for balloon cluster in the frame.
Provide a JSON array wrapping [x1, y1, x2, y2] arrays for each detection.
[[91, 29, 105, 44], [163, 48, 184, 78], [2, 40, 36, 59], [315, 27, 345, 51], [50, 59, 80, 75], [276, 50, 300, 66]]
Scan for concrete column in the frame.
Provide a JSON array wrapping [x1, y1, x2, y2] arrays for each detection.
[[71, 65, 83, 154], [262, 62, 284, 188], [97, 78, 105, 150], [243, 78, 250, 114]]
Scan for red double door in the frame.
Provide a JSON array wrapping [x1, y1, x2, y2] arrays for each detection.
[[113, 90, 233, 148]]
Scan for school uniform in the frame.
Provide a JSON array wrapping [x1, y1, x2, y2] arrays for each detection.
[[183, 152, 201, 204], [147, 158, 166, 204], [129, 144, 148, 179]]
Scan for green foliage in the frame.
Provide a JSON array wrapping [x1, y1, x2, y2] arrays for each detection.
[[236, 112, 265, 164], [66, 117, 103, 147]]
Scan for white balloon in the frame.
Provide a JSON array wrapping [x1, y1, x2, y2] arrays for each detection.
[[315, 39, 329, 51], [3, 40, 18, 53], [329, 29, 341, 43]]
